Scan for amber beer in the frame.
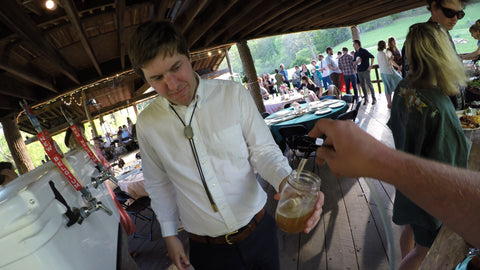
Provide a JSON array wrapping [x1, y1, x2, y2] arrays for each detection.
[[275, 170, 321, 233], [276, 199, 314, 233]]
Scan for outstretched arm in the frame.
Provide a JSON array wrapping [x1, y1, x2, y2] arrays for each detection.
[[459, 44, 480, 60], [308, 119, 480, 248]]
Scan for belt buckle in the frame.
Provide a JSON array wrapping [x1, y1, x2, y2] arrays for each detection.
[[225, 230, 239, 245]]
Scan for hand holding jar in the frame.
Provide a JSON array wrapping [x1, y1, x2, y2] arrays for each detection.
[[275, 170, 322, 233]]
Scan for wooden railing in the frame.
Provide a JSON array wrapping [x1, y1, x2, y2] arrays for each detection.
[[371, 64, 382, 94]]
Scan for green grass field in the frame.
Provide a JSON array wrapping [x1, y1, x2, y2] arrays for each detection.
[[336, 2, 480, 54]]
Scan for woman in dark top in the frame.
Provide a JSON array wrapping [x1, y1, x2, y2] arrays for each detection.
[[387, 23, 469, 270], [387, 36, 402, 72]]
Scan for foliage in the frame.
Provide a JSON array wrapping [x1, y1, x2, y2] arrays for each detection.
[[0, 105, 142, 168], [219, 1, 480, 76]]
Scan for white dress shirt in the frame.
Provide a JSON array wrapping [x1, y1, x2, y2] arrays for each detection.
[[137, 75, 291, 237]]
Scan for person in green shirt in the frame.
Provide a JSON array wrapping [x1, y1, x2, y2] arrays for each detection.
[[387, 22, 469, 270]]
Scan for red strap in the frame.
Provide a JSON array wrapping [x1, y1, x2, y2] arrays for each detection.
[[38, 130, 83, 191], [70, 124, 100, 164], [105, 184, 137, 235]]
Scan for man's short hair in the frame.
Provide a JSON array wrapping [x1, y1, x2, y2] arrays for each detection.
[[353, 40, 362, 47], [342, 47, 349, 52], [0, 162, 14, 185], [0, 162, 13, 171], [426, 0, 469, 11], [128, 21, 189, 80], [326, 47, 332, 53]]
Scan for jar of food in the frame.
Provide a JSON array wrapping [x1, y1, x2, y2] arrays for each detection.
[[275, 170, 321, 233]]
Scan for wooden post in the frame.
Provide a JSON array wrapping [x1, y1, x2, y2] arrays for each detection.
[[82, 91, 98, 138], [225, 48, 235, 82], [1, 115, 34, 174], [133, 104, 139, 116], [236, 40, 266, 113], [350, 25, 360, 41]]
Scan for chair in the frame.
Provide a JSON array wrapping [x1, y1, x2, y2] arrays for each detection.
[[341, 94, 355, 107], [278, 125, 316, 168], [113, 188, 156, 240], [336, 99, 362, 123], [261, 112, 270, 119]]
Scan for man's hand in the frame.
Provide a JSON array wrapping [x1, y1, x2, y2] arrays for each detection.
[[304, 191, 324, 233], [165, 235, 190, 270]]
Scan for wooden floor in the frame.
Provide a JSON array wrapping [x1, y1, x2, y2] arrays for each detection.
[[126, 93, 480, 270]]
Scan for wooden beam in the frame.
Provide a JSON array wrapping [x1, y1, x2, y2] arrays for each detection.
[[237, 0, 307, 40], [218, 0, 278, 44], [115, 0, 126, 70], [60, 0, 103, 77], [0, 60, 56, 92], [258, 1, 324, 36], [203, 1, 262, 46], [186, 0, 238, 48], [150, 0, 171, 21], [133, 82, 151, 97], [0, 78, 41, 101], [0, 0, 80, 84], [175, 0, 209, 33]]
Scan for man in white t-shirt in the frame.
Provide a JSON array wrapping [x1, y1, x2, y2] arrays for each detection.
[[325, 47, 342, 89], [317, 54, 332, 89]]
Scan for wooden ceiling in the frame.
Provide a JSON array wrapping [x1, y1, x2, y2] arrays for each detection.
[[0, 0, 426, 135]]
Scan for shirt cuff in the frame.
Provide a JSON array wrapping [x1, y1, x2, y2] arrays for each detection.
[[160, 221, 178, 237], [272, 166, 292, 192]]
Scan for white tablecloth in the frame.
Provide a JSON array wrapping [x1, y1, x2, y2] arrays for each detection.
[[263, 93, 305, 114], [117, 168, 148, 199]]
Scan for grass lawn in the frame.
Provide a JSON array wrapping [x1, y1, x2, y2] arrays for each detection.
[[334, 1, 480, 95]]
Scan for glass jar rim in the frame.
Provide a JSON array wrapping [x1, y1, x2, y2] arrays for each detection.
[[288, 170, 321, 192]]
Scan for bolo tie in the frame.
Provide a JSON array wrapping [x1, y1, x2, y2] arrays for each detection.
[[170, 101, 218, 212]]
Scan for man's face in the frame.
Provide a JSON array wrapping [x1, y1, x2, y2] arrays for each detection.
[[280, 64, 284, 70], [431, 0, 463, 31], [471, 30, 480, 40], [353, 42, 359, 51], [142, 52, 198, 106], [318, 55, 323, 61], [327, 49, 333, 55]]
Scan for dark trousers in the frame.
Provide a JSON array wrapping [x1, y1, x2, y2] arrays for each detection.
[[189, 211, 280, 270], [343, 74, 359, 101]]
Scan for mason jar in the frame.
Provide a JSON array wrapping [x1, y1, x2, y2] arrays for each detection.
[[275, 170, 321, 233]]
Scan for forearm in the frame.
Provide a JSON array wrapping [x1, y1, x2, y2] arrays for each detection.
[[375, 148, 480, 247]]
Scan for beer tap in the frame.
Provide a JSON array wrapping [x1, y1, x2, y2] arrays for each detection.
[[291, 135, 333, 159]]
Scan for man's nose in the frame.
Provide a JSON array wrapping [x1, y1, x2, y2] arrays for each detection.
[[164, 73, 179, 89]]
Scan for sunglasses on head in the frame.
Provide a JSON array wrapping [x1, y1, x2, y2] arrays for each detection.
[[439, 4, 465, 19]]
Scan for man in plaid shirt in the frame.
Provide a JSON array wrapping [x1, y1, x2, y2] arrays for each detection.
[[338, 47, 359, 102]]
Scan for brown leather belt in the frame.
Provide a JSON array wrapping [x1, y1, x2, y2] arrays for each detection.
[[188, 208, 265, 245]]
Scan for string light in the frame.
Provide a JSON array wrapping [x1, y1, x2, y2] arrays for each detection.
[[61, 94, 82, 106], [45, 0, 56, 10], [207, 51, 212, 57], [218, 50, 222, 54]]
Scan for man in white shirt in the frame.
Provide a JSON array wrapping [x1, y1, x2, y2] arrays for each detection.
[[317, 54, 333, 88], [325, 47, 342, 90], [128, 21, 323, 270]]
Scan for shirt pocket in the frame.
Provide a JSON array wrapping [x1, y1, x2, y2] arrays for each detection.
[[210, 123, 248, 159]]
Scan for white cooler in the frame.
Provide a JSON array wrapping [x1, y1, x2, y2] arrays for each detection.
[[0, 149, 121, 270]]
